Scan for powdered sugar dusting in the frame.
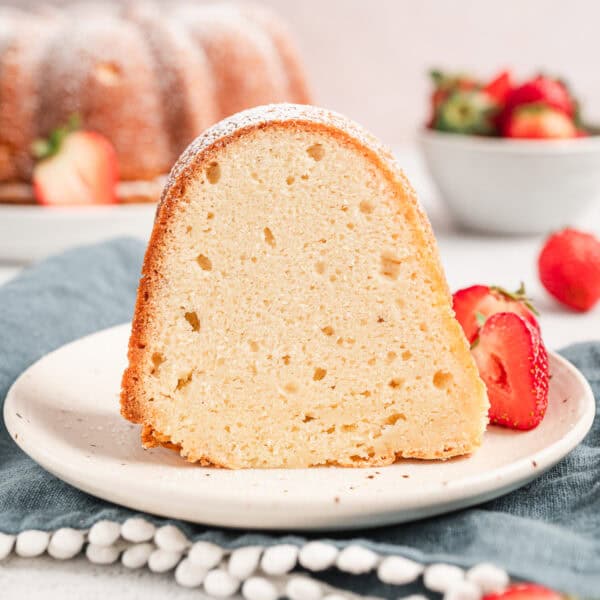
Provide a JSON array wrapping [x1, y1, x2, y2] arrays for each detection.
[[163, 103, 406, 202]]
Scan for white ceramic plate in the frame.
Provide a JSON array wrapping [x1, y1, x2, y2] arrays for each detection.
[[0, 204, 155, 263], [4, 324, 595, 531]]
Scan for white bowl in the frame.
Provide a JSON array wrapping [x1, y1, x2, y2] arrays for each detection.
[[419, 130, 600, 234]]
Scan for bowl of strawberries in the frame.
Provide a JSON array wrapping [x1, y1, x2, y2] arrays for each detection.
[[420, 69, 600, 234]]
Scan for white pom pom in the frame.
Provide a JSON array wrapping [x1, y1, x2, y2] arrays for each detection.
[[88, 520, 120, 547], [48, 528, 84, 560], [424, 564, 465, 593], [299, 542, 339, 571], [121, 518, 156, 543], [175, 557, 208, 588], [377, 555, 424, 585], [154, 525, 188, 553], [286, 576, 323, 600], [228, 546, 263, 579], [204, 568, 240, 597], [336, 545, 378, 574], [241, 576, 278, 600], [15, 530, 50, 558], [188, 540, 224, 569], [121, 543, 154, 569], [0, 533, 15, 560], [147, 548, 182, 573], [444, 580, 482, 600], [85, 543, 120, 565], [260, 544, 298, 576], [467, 563, 509, 594]]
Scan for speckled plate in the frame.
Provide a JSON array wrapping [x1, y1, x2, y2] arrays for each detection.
[[4, 324, 595, 531]]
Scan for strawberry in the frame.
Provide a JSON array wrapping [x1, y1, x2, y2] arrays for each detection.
[[471, 312, 549, 430], [483, 69, 513, 105], [503, 103, 577, 139], [504, 75, 575, 117], [453, 283, 539, 343], [32, 116, 118, 206], [435, 91, 500, 135], [428, 70, 479, 127], [538, 228, 600, 312], [483, 583, 563, 600]]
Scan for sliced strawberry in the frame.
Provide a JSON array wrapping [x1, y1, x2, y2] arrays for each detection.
[[483, 583, 563, 600], [32, 122, 118, 206], [483, 69, 513, 105], [504, 75, 575, 117], [538, 228, 600, 312], [503, 103, 577, 139], [453, 284, 539, 343], [471, 312, 549, 430]]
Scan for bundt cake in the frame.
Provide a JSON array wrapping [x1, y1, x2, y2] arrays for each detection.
[[121, 103, 488, 469], [0, 2, 311, 204]]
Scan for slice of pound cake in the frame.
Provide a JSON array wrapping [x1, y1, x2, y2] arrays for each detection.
[[121, 104, 488, 468]]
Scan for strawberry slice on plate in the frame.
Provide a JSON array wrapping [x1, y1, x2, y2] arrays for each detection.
[[471, 312, 549, 430], [32, 118, 118, 206], [483, 583, 563, 600], [453, 283, 539, 343]]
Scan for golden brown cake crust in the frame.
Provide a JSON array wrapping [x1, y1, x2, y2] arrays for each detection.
[[121, 104, 487, 466]]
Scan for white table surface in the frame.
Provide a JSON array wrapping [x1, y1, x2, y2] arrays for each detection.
[[1, 147, 599, 597]]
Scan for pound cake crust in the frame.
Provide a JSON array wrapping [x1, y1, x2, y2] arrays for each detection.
[[121, 103, 488, 468]]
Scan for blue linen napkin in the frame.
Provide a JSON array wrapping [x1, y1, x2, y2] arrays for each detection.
[[0, 238, 598, 596]]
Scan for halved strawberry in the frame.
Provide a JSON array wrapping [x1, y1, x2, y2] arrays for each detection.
[[483, 69, 513, 105], [503, 103, 577, 139], [483, 583, 563, 600], [472, 312, 549, 430], [32, 118, 118, 206], [452, 283, 539, 343]]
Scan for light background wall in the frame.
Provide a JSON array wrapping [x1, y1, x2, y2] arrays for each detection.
[[6, 0, 599, 145]]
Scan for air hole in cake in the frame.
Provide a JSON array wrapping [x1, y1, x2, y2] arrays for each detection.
[[386, 413, 406, 426], [284, 382, 298, 394], [381, 251, 402, 279], [186, 226, 192, 234], [263, 227, 276, 247], [360, 390, 371, 397], [207, 212, 214, 220], [391, 233, 400, 240], [206, 162, 221, 184], [433, 370, 453, 390], [286, 175, 295, 185], [325, 426, 336, 434], [196, 254, 212, 271], [359, 200, 374, 214], [151, 352, 165, 375], [282, 355, 291, 365], [303, 414, 316, 422], [329, 274, 337, 282], [347, 223, 355, 230], [343, 424, 358, 432], [248, 340, 259, 352], [306, 143, 325, 161], [184, 311, 200, 332], [94, 61, 122, 86], [388, 378, 404, 389], [402, 350, 412, 360], [386, 351, 397, 363], [176, 372, 193, 391], [367, 357, 376, 366], [315, 261, 326, 275], [377, 316, 385, 323], [301, 174, 309, 180], [313, 367, 327, 381], [321, 326, 334, 336], [419, 322, 428, 332]]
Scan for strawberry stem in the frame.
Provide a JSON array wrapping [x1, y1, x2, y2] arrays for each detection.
[[490, 282, 540, 316], [31, 114, 82, 161]]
